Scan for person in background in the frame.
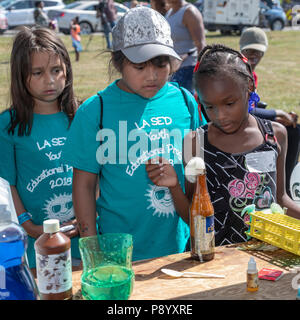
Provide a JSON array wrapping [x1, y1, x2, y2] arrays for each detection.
[[33, 1, 49, 27], [97, 0, 117, 49], [62, 7, 207, 262], [165, 0, 206, 93], [130, 0, 139, 8], [0, 27, 80, 268], [151, 0, 169, 16], [70, 16, 82, 62], [239, 27, 300, 197], [104, 0, 117, 29]]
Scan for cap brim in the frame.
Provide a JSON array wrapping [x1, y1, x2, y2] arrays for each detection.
[[122, 43, 182, 63], [240, 43, 267, 53]]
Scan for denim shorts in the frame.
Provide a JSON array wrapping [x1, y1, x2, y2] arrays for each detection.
[[72, 39, 82, 52], [170, 65, 195, 94]]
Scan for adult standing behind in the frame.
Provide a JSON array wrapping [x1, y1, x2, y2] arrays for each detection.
[[165, 0, 206, 93], [33, 1, 49, 27], [130, 0, 139, 8], [239, 27, 300, 197], [97, 0, 117, 49], [151, 0, 168, 16], [104, 0, 117, 29]]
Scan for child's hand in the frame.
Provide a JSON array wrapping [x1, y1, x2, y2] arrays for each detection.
[[146, 157, 178, 188], [289, 111, 298, 127], [275, 110, 296, 128], [61, 219, 79, 238], [23, 221, 43, 239]]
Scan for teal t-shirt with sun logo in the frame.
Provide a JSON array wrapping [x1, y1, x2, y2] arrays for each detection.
[[62, 81, 206, 261], [0, 110, 80, 268]]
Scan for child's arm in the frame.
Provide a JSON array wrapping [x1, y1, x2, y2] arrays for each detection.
[[273, 121, 300, 219], [10, 186, 43, 238], [72, 168, 99, 237]]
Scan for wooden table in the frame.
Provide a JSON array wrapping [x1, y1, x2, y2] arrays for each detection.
[[71, 243, 300, 300]]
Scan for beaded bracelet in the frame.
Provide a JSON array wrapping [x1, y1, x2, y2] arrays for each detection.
[[18, 212, 32, 225]]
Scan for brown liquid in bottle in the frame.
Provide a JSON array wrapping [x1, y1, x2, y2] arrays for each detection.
[[34, 219, 72, 300], [190, 173, 215, 262]]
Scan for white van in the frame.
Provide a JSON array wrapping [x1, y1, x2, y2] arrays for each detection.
[[203, 0, 261, 34], [203, 0, 286, 34]]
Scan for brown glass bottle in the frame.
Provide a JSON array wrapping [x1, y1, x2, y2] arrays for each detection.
[[190, 172, 215, 262], [34, 219, 73, 300]]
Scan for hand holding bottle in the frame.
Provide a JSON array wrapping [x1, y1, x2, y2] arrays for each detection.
[[146, 157, 178, 188]]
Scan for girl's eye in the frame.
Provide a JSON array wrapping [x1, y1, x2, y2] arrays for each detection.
[[158, 63, 168, 68], [53, 67, 62, 73], [226, 102, 235, 106], [134, 65, 145, 70], [32, 71, 41, 76]]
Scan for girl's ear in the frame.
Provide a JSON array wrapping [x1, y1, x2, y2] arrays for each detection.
[[112, 59, 121, 73], [194, 92, 203, 122], [248, 77, 255, 93]]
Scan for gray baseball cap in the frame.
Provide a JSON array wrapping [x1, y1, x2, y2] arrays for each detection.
[[112, 6, 181, 63], [239, 27, 268, 52]]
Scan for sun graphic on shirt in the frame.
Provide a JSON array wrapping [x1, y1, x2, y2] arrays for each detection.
[[145, 185, 175, 218], [43, 193, 74, 223]]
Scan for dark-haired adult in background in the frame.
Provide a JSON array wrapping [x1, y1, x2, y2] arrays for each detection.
[[96, 0, 117, 49], [33, 1, 49, 27], [151, 0, 169, 16], [165, 0, 206, 93], [240, 27, 300, 197]]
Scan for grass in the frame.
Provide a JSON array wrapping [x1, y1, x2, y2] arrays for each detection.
[[0, 30, 300, 114]]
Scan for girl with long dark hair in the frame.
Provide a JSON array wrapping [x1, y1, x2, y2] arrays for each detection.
[[0, 27, 80, 268]]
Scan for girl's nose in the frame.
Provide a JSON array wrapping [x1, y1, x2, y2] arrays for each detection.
[[215, 107, 227, 122], [45, 72, 55, 84], [146, 65, 158, 81]]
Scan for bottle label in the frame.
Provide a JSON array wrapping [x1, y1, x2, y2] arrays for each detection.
[[36, 249, 72, 294], [247, 273, 259, 290], [194, 215, 214, 254]]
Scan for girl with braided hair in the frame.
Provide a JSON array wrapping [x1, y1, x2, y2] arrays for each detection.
[[146, 44, 300, 247]]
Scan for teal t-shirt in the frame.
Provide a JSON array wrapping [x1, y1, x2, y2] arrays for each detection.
[[0, 111, 80, 268], [63, 81, 206, 261]]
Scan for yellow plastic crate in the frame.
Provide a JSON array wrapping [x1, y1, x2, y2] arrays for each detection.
[[245, 211, 300, 256]]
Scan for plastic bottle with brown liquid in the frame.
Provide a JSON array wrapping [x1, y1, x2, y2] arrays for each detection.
[[34, 219, 72, 300], [190, 170, 215, 262], [247, 257, 259, 292]]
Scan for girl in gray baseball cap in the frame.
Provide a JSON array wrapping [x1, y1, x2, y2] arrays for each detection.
[[63, 7, 207, 263]]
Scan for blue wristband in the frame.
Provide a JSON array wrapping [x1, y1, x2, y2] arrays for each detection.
[[18, 212, 32, 225]]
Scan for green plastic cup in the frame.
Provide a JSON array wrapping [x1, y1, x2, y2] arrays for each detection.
[[79, 233, 134, 300]]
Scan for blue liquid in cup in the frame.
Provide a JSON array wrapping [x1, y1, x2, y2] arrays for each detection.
[[0, 231, 38, 300]]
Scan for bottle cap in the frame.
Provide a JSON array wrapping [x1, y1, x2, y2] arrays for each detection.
[[248, 257, 257, 272], [185, 157, 206, 183], [0, 204, 11, 222], [43, 219, 60, 233]]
